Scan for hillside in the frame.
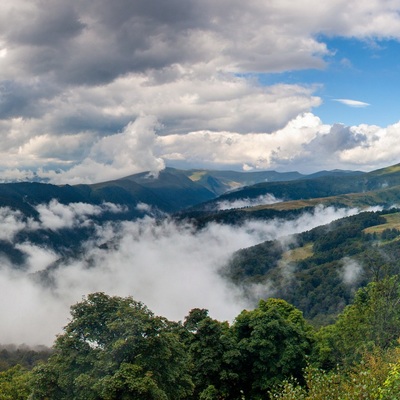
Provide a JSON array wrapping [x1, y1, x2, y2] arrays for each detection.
[[88, 168, 216, 212], [180, 168, 306, 195], [223, 209, 400, 325], [0, 168, 215, 219]]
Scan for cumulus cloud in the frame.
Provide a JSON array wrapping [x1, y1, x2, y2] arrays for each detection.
[[153, 114, 400, 174], [0, 1, 396, 180], [39, 115, 165, 184], [157, 112, 326, 171], [1, 110, 400, 182], [340, 122, 400, 165]]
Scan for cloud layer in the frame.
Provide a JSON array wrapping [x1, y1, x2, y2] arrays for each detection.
[[0, 1, 398, 180]]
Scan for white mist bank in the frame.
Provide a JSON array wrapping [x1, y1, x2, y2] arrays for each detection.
[[0, 204, 363, 346], [216, 194, 281, 210]]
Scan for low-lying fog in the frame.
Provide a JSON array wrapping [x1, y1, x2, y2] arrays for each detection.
[[0, 200, 365, 345]]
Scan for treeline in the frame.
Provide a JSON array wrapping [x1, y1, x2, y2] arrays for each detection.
[[5, 278, 400, 399], [0, 345, 51, 372], [177, 206, 316, 229]]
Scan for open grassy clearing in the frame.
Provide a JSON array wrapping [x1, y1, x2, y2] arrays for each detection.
[[188, 171, 207, 181], [364, 212, 400, 234], [226, 181, 243, 189], [282, 243, 314, 262]]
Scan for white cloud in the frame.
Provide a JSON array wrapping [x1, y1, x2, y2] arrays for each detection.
[[0, 208, 27, 241], [0, 110, 399, 181], [341, 257, 363, 285], [35, 200, 102, 230], [39, 115, 165, 184], [333, 99, 370, 108], [339, 122, 400, 165], [35, 200, 125, 230], [15, 243, 58, 273], [157, 112, 326, 172], [154, 115, 400, 173], [217, 194, 281, 210], [0, 1, 397, 180]]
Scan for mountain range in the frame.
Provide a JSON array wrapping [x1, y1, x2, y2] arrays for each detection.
[[0, 166, 366, 217]]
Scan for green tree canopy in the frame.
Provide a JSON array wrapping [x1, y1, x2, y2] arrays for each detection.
[[30, 292, 193, 400], [183, 308, 241, 399], [318, 275, 400, 367], [0, 365, 31, 400], [232, 298, 315, 399]]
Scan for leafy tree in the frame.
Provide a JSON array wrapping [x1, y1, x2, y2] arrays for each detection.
[[232, 298, 315, 399], [379, 359, 400, 399], [0, 346, 51, 372], [30, 292, 193, 399], [381, 228, 400, 241], [183, 308, 240, 399], [317, 275, 400, 367], [0, 365, 32, 400], [271, 349, 396, 400]]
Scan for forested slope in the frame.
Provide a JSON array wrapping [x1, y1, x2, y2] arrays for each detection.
[[224, 209, 400, 325]]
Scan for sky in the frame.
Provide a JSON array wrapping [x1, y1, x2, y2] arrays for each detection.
[[1, 0, 400, 182]]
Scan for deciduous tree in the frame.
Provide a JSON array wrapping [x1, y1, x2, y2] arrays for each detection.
[[30, 292, 193, 399]]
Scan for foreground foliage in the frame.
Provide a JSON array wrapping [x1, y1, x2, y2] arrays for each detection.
[[271, 349, 400, 400], [25, 294, 314, 399], [5, 275, 400, 398], [30, 292, 193, 400]]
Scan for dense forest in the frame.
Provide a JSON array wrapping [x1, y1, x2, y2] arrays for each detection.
[[2, 276, 400, 399], [224, 209, 400, 325]]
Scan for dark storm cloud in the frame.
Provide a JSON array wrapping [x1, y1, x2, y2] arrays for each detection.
[[0, 80, 58, 119], [50, 110, 128, 136], [6, 2, 85, 47], [88, 0, 203, 31], [1, 0, 209, 86], [1, 0, 399, 90], [0, 0, 327, 88]]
